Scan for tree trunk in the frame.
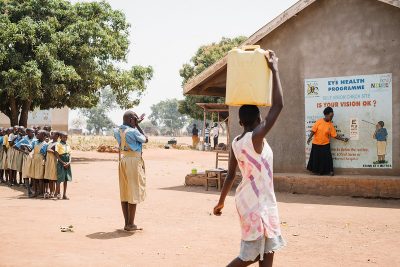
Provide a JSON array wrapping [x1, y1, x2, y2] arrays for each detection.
[[9, 96, 19, 126], [19, 100, 31, 127]]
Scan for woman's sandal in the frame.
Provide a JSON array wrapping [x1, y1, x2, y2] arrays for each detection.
[[56, 194, 61, 200]]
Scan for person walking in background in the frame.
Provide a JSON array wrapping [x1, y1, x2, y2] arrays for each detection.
[[204, 123, 210, 146], [373, 121, 388, 164], [307, 107, 349, 176], [191, 124, 199, 148], [211, 122, 219, 149], [114, 111, 148, 231]]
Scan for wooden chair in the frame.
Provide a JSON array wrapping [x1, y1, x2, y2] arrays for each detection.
[[205, 168, 227, 191], [204, 151, 230, 191], [215, 151, 229, 168]]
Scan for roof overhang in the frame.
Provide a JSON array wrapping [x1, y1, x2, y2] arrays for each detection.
[[196, 103, 229, 119], [183, 0, 400, 97], [196, 103, 229, 112]]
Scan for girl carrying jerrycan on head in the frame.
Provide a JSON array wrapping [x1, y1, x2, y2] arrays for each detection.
[[214, 50, 285, 267]]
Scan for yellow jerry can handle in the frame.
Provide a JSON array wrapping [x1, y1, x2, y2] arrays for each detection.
[[240, 45, 261, 51]]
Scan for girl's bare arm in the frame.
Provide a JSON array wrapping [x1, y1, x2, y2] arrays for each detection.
[[214, 148, 238, 215], [252, 51, 284, 153]]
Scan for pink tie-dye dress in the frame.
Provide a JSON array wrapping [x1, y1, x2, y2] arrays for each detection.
[[232, 132, 282, 241]]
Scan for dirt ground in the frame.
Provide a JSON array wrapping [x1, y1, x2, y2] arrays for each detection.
[[0, 148, 399, 267]]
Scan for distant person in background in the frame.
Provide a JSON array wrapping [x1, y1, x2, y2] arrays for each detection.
[[212, 122, 219, 149], [204, 123, 210, 145], [43, 125, 52, 142], [307, 107, 349, 176], [373, 121, 388, 164], [34, 126, 39, 135], [192, 124, 199, 148], [43, 125, 52, 132]]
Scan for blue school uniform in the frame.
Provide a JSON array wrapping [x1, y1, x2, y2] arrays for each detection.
[[113, 125, 146, 152], [14, 136, 37, 151]]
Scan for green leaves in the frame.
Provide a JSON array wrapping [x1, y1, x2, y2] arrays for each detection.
[[178, 36, 247, 120], [180, 36, 247, 85], [0, 0, 153, 126], [149, 99, 187, 134], [1, 61, 42, 98], [80, 87, 117, 134], [178, 95, 224, 121], [107, 65, 153, 109]]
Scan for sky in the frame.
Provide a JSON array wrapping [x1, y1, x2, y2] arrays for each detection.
[[70, 0, 298, 126]]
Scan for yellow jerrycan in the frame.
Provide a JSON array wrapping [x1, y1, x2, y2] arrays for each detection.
[[226, 45, 272, 106]]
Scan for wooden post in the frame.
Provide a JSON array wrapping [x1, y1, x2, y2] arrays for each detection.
[[217, 112, 220, 149], [202, 108, 206, 149], [226, 116, 230, 148]]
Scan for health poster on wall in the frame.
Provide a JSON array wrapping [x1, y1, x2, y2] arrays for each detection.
[[305, 73, 392, 169]]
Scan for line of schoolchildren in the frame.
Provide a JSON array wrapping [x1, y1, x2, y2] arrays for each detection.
[[0, 126, 72, 199]]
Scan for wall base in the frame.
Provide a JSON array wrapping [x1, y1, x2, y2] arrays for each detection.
[[185, 173, 400, 198]]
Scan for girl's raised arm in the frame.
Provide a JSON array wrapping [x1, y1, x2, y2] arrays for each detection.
[[252, 51, 284, 154]]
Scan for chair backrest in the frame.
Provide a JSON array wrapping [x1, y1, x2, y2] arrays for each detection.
[[216, 151, 229, 168]]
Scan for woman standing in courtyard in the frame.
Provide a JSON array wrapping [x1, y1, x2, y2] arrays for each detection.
[[307, 107, 349, 176]]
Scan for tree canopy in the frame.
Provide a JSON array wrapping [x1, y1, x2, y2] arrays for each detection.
[[178, 36, 246, 120], [149, 98, 187, 135], [0, 0, 153, 126]]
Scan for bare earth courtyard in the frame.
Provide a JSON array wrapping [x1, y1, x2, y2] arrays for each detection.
[[0, 148, 399, 267]]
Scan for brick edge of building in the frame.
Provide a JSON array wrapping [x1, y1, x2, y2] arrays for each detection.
[[185, 173, 400, 198]]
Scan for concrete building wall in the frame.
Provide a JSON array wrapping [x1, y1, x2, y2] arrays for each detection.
[[0, 107, 69, 131], [229, 0, 400, 175], [50, 108, 69, 131]]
